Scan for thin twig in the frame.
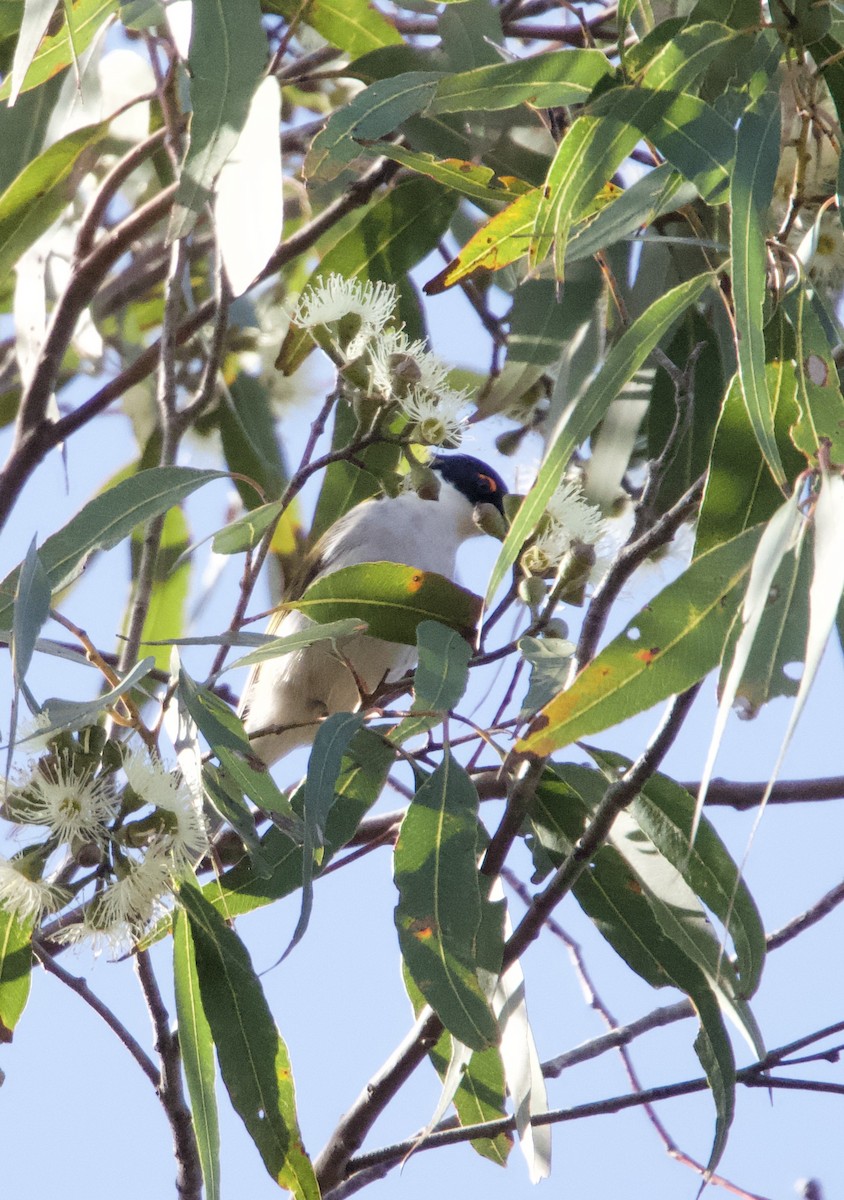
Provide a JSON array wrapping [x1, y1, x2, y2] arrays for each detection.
[[34, 942, 160, 1087], [135, 950, 202, 1200]]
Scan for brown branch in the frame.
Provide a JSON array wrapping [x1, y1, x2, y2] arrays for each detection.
[[34, 942, 160, 1087], [0, 157, 399, 532], [135, 949, 202, 1200]]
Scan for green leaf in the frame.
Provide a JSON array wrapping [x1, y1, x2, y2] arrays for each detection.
[[430, 48, 613, 113], [0, 0, 118, 100], [11, 537, 50, 689], [218, 371, 288, 511], [136, 505, 190, 673], [785, 287, 844, 463], [168, 0, 268, 241], [519, 526, 764, 756], [518, 636, 576, 716], [8, 0, 60, 106], [221, 619, 368, 673], [589, 749, 767, 997], [179, 883, 318, 1199], [730, 87, 785, 485], [486, 271, 714, 605], [0, 119, 110, 278], [305, 71, 443, 181], [283, 712, 365, 959], [291, 562, 482, 646], [372, 145, 529, 206], [638, 21, 742, 92], [0, 72, 63, 195], [173, 909, 221, 1200], [0, 910, 33, 1034], [695, 366, 804, 556], [403, 967, 511, 1165], [393, 619, 471, 743], [394, 753, 498, 1050], [566, 162, 691, 264], [203, 761, 274, 875], [17, 656, 155, 746], [177, 665, 253, 756], [531, 772, 737, 1177], [0, 467, 225, 631], [264, 0, 401, 56], [192, 730, 394, 925], [645, 90, 733, 203]]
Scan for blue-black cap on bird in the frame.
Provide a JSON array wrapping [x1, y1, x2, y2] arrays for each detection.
[[238, 454, 508, 765]]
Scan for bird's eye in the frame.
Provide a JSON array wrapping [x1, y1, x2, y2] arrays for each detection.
[[478, 473, 498, 495]]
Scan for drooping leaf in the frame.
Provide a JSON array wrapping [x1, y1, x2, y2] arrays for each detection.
[[393, 619, 471, 744], [403, 966, 511, 1165], [282, 713, 364, 960], [372, 145, 529, 206], [394, 753, 498, 1050], [531, 771, 737, 1177], [0, 910, 33, 1034], [173, 909, 221, 1200], [518, 636, 576, 716], [179, 883, 318, 1199], [221, 619, 368, 674], [8, 0, 59, 106], [785, 287, 844, 464], [291, 562, 482, 646], [0, 467, 224, 631], [0, 119, 110, 279], [566, 162, 694, 264], [218, 371, 289, 512], [135, 504, 190, 674], [695, 489, 805, 835], [11, 537, 50, 690], [215, 76, 283, 297], [695, 366, 804, 556], [519, 526, 764, 757], [168, 0, 268, 240], [12, 656, 155, 747], [424, 187, 541, 293], [177, 665, 253, 756], [487, 271, 714, 605], [585, 748, 767, 999], [730, 87, 785, 485], [0, 0, 118, 100]]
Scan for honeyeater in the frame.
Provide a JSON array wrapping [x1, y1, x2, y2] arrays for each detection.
[[238, 453, 507, 765]]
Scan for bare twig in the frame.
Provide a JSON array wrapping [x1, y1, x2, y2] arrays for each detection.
[[135, 950, 202, 1200], [34, 942, 160, 1087]]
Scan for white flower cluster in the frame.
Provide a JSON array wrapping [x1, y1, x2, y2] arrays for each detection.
[[0, 745, 209, 954], [292, 273, 472, 446], [522, 479, 607, 576]]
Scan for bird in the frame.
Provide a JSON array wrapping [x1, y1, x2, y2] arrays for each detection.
[[238, 453, 508, 766]]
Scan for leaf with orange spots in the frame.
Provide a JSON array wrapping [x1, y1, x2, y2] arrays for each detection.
[[424, 188, 541, 294], [291, 561, 482, 645], [394, 753, 499, 1050], [518, 526, 764, 757]]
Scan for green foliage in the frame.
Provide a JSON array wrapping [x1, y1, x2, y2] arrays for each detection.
[[3, 1, 844, 1194]]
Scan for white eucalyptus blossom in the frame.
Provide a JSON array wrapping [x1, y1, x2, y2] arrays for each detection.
[[122, 748, 208, 870], [365, 327, 452, 399], [291, 274, 398, 360], [60, 841, 173, 953], [19, 759, 116, 846], [398, 385, 472, 447], [545, 481, 607, 548], [0, 855, 67, 924]]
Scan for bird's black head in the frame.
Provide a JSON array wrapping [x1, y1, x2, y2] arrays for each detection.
[[431, 453, 508, 516]]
